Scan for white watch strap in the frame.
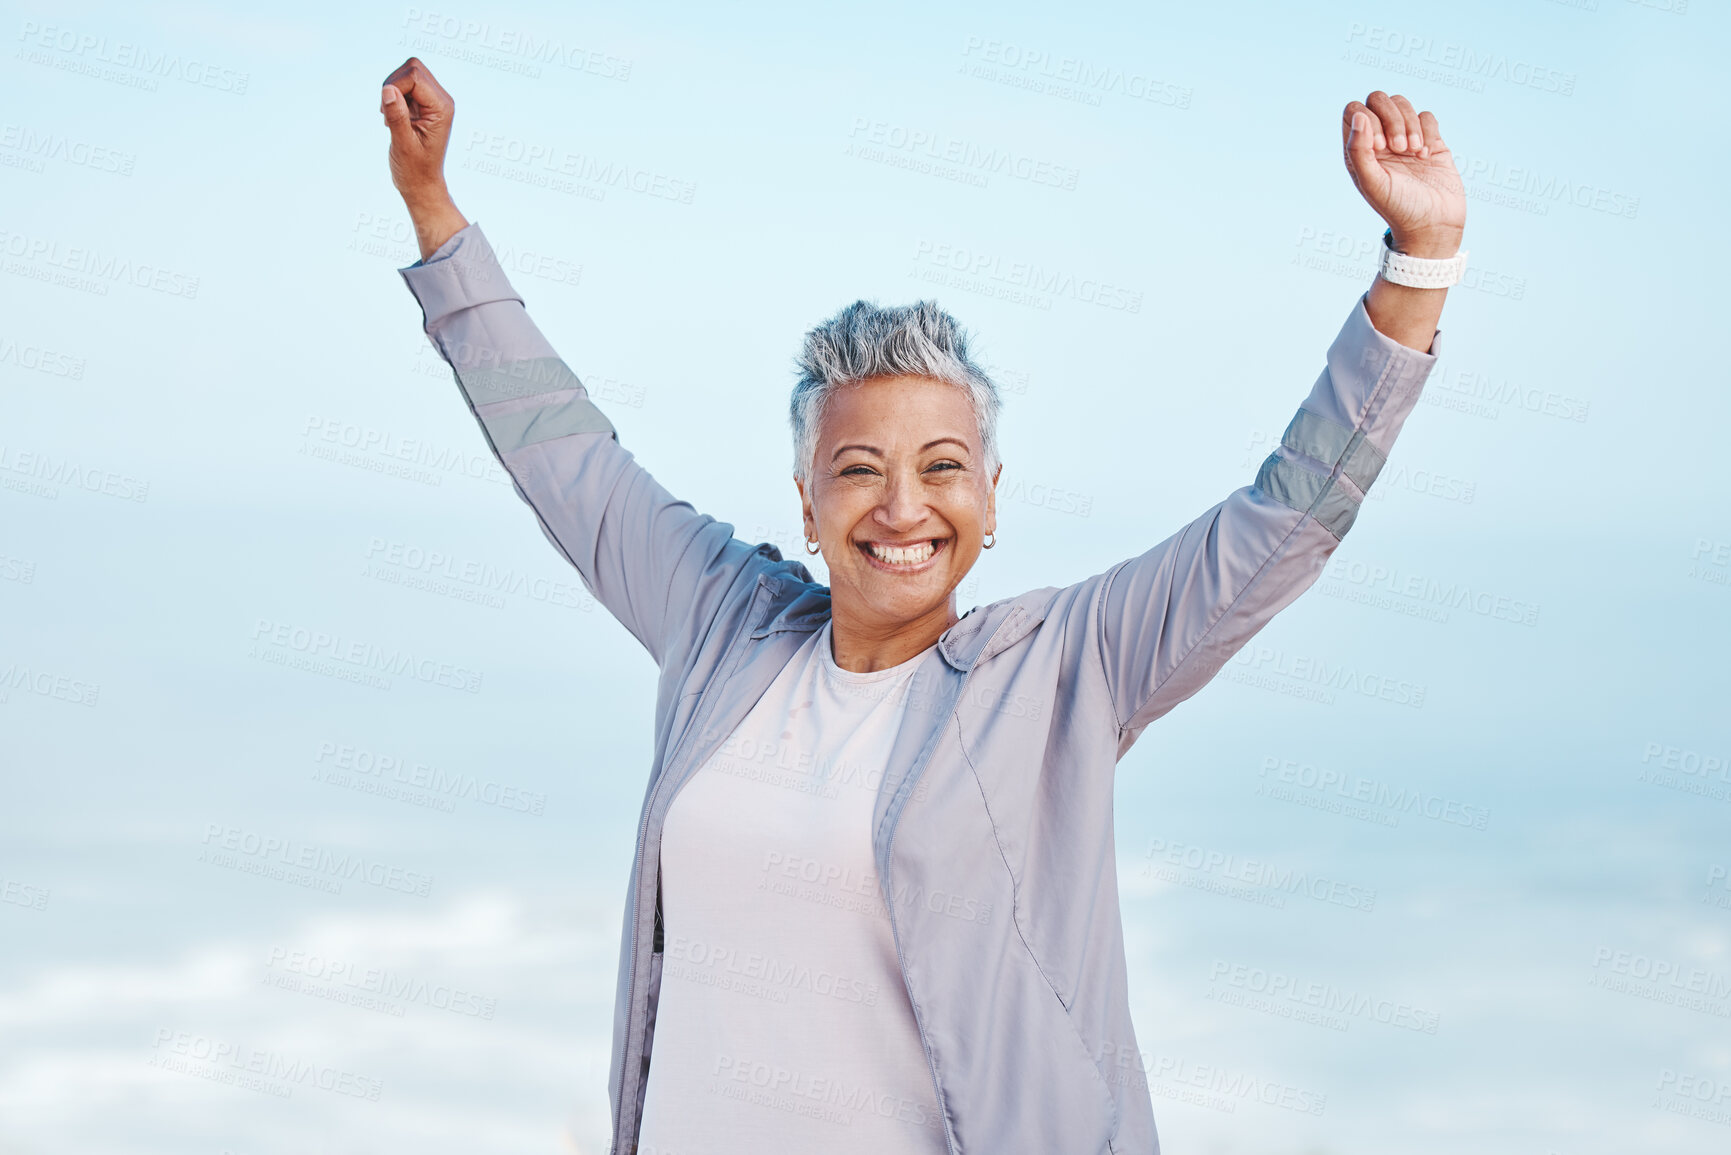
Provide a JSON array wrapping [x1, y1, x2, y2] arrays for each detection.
[[1379, 230, 1468, 288]]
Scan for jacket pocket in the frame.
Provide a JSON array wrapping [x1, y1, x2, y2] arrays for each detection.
[[1042, 946, 1121, 1140]]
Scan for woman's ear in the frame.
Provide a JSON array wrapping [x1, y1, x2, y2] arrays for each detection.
[[794, 475, 815, 539]]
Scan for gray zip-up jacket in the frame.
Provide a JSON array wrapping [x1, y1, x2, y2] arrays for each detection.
[[400, 224, 1440, 1154]]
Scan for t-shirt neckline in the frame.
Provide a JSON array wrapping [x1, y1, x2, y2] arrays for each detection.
[[816, 621, 934, 685]]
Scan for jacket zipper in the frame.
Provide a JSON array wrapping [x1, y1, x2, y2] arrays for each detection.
[[612, 577, 777, 1147], [882, 707, 967, 1155], [878, 635, 1013, 1155]]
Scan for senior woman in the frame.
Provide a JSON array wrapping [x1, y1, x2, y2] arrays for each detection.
[[380, 57, 1465, 1155]]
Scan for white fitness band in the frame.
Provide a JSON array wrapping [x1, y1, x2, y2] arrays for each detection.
[[1378, 229, 1469, 289]]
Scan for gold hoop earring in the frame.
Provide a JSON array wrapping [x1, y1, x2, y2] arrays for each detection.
[[982, 533, 996, 550], [805, 539, 821, 555]]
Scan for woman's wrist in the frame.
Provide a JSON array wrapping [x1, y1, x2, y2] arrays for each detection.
[[1388, 225, 1464, 261], [1365, 275, 1446, 353], [401, 185, 469, 260]]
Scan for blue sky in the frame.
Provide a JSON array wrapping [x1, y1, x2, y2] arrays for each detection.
[[1, 1, 1727, 1152]]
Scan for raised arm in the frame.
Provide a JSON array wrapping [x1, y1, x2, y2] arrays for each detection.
[[1097, 92, 1466, 746], [380, 59, 781, 667]]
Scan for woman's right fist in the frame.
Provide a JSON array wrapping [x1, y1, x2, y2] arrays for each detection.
[[381, 58, 455, 209], [380, 58, 469, 259]]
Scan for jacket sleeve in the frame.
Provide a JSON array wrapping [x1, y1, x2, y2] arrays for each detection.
[[1096, 295, 1440, 744], [399, 223, 777, 668]]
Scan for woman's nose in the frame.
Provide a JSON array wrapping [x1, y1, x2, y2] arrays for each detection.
[[874, 472, 926, 531]]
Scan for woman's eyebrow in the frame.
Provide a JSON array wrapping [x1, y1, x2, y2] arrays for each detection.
[[830, 437, 971, 462]]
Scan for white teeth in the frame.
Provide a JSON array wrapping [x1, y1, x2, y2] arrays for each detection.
[[868, 540, 936, 566]]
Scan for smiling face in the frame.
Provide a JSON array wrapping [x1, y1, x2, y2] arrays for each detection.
[[796, 374, 999, 641]]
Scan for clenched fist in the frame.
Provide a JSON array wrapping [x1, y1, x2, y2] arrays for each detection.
[[380, 57, 468, 260], [1341, 91, 1466, 259]]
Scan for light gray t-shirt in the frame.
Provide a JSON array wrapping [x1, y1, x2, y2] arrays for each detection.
[[637, 622, 948, 1154]]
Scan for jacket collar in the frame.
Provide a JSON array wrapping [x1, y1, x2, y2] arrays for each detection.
[[750, 569, 1054, 673], [937, 591, 1053, 671]]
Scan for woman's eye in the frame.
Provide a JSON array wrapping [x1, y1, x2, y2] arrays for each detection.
[[836, 462, 960, 478]]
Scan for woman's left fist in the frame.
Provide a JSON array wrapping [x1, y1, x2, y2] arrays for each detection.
[[1341, 92, 1466, 259]]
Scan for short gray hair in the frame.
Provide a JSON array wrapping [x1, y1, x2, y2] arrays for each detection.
[[789, 299, 1001, 481]]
